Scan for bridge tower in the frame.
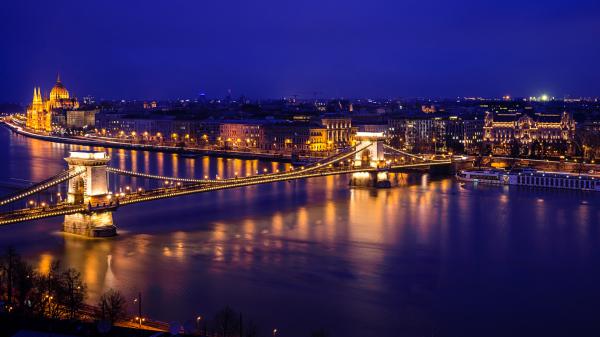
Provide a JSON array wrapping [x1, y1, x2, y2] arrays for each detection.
[[63, 151, 117, 237], [350, 132, 391, 188]]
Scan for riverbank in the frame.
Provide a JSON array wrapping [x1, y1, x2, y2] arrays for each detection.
[[1, 120, 313, 163]]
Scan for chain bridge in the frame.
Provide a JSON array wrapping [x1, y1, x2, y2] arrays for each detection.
[[0, 133, 457, 237]]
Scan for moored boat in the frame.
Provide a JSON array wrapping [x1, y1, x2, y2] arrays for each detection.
[[456, 168, 600, 191]]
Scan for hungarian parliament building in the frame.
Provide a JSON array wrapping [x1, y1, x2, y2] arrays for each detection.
[[26, 75, 79, 132]]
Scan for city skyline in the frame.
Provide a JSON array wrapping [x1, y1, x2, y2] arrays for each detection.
[[2, 2, 600, 336], [2, 0, 600, 102], [4, 73, 597, 105]]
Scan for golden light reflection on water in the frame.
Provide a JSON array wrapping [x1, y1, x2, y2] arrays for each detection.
[[6, 132, 599, 328], [118, 149, 126, 169], [131, 150, 138, 173], [185, 157, 195, 173], [296, 207, 309, 240], [156, 152, 164, 176], [38, 253, 53, 275], [171, 154, 178, 177], [144, 151, 150, 172]]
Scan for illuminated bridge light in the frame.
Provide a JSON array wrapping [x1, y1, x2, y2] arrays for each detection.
[[0, 145, 452, 225]]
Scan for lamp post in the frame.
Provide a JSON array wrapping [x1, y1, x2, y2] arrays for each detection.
[[134, 292, 142, 329], [196, 316, 202, 333]]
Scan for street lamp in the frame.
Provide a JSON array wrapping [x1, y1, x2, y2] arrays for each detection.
[[196, 316, 202, 332], [133, 293, 142, 329], [273, 328, 278, 337]]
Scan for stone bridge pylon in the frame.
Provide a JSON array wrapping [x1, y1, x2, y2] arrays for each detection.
[[63, 151, 117, 237], [350, 132, 391, 188]]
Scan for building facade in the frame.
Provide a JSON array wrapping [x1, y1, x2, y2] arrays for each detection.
[[219, 121, 265, 148], [321, 117, 356, 149], [66, 109, 98, 128], [483, 111, 576, 155]]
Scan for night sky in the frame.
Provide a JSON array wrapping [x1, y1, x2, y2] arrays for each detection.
[[1, 0, 600, 102]]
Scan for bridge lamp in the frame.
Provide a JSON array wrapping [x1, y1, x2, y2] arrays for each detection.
[[263, 168, 267, 173], [204, 175, 208, 179], [40, 202, 46, 207], [138, 187, 143, 192], [29, 200, 35, 206]]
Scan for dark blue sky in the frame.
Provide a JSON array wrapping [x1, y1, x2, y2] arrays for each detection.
[[1, 0, 600, 102]]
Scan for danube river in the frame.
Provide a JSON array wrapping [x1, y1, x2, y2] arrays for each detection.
[[1, 127, 599, 337]]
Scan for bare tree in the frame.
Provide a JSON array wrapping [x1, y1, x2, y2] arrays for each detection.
[[214, 306, 239, 337], [14, 258, 35, 314], [60, 268, 87, 319], [0, 247, 19, 306], [97, 288, 128, 325]]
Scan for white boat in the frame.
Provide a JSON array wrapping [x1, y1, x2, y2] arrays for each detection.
[[456, 168, 600, 191], [455, 169, 507, 185]]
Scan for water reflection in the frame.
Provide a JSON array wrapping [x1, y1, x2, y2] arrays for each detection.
[[1, 128, 600, 337]]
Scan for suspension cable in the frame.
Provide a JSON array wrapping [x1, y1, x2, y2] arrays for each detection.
[[0, 168, 85, 206]]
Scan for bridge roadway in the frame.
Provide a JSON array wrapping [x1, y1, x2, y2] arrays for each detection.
[[0, 160, 451, 226]]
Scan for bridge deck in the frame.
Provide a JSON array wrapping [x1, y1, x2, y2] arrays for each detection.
[[0, 160, 452, 226]]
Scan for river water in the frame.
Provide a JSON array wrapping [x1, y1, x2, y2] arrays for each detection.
[[1, 126, 599, 337]]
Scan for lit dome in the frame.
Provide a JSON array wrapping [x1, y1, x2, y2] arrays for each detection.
[[49, 74, 70, 101]]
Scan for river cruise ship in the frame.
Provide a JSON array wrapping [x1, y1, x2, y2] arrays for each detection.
[[455, 169, 507, 185], [456, 168, 600, 191]]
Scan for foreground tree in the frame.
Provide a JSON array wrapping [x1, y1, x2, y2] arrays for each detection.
[[214, 306, 240, 337], [97, 288, 128, 325], [60, 268, 87, 319]]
